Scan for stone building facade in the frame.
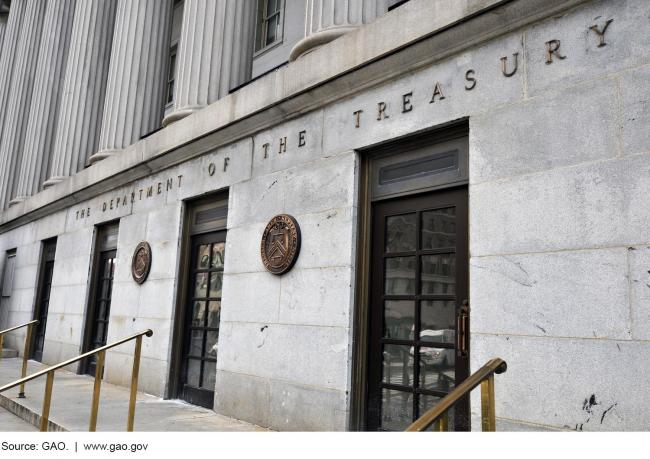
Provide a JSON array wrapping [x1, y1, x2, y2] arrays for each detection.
[[0, 0, 648, 431]]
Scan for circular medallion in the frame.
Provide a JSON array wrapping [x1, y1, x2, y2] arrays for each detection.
[[260, 214, 301, 275], [131, 242, 152, 284]]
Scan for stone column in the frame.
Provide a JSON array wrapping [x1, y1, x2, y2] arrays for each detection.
[[0, 0, 47, 210], [162, 0, 255, 127], [44, 0, 118, 188], [11, 0, 77, 204], [93, 0, 173, 164], [289, 0, 388, 61], [0, 5, 8, 53], [0, 0, 27, 145]]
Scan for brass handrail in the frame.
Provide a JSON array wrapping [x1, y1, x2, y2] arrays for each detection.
[[0, 319, 38, 398], [405, 357, 507, 432], [0, 329, 153, 432]]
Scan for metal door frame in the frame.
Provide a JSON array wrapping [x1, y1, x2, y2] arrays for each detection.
[[30, 238, 57, 361]]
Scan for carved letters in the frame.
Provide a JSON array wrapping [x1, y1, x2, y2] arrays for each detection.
[[351, 18, 614, 128]]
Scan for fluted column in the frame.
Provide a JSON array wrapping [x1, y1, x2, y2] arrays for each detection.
[[0, 9, 8, 54], [290, 0, 388, 61], [11, 0, 77, 204], [162, 0, 255, 127], [0, 0, 27, 146], [44, 0, 118, 187], [0, 0, 47, 210], [92, 0, 172, 164]]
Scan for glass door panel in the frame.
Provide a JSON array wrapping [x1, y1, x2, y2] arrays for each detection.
[[367, 187, 468, 431], [180, 231, 225, 408]]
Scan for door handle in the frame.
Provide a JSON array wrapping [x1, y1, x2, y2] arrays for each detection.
[[456, 300, 470, 357]]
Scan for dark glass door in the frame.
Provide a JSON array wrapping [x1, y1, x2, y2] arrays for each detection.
[[366, 187, 469, 431], [180, 231, 225, 409], [86, 249, 116, 376], [32, 240, 57, 362]]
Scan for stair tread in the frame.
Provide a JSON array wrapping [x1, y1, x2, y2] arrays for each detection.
[[0, 358, 267, 432]]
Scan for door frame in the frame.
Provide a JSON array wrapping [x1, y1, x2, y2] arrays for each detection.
[[80, 221, 119, 375], [30, 238, 57, 361], [168, 191, 228, 401], [350, 122, 469, 431]]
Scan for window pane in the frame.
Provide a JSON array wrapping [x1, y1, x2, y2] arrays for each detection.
[[189, 329, 203, 357], [202, 360, 216, 390], [209, 272, 222, 298], [383, 300, 414, 340], [422, 207, 456, 250], [208, 301, 221, 329], [266, 19, 276, 45], [206, 331, 219, 359], [419, 347, 455, 392], [420, 300, 456, 339], [421, 254, 455, 295], [194, 273, 208, 297], [186, 358, 201, 387], [385, 257, 415, 295], [196, 245, 210, 269], [211, 242, 225, 269], [385, 213, 416, 253], [381, 389, 413, 431], [382, 344, 413, 387], [191, 301, 206, 327], [266, 0, 277, 15]]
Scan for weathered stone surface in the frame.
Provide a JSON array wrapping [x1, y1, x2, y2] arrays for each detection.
[[471, 249, 630, 339], [217, 321, 349, 390], [620, 65, 650, 156], [628, 246, 650, 341], [469, 153, 650, 256], [471, 334, 650, 431], [470, 79, 619, 184], [279, 267, 353, 328]]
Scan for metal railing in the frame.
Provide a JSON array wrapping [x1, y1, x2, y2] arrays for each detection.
[[0, 329, 153, 432], [0, 319, 38, 398], [405, 357, 508, 432]]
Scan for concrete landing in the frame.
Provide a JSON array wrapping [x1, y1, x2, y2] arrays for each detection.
[[0, 358, 267, 432]]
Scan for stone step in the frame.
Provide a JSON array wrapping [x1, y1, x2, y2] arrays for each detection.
[[0, 358, 267, 432], [1, 348, 18, 358]]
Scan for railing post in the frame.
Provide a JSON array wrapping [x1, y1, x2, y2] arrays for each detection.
[[437, 412, 448, 431], [0, 334, 4, 361], [40, 372, 55, 432], [18, 323, 34, 398], [480, 374, 496, 431], [127, 335, 143, 432], [89, 350, 106, 431]]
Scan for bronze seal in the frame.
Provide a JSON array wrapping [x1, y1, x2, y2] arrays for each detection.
[[131, 241, 152, 284], [260, 214, 301, 275]]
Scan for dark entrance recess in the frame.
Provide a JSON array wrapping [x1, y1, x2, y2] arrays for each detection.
[[171, 194, 228, 409], [366, 187, 469, 431], [31, 238, 57, 362], [82, 223, 119, 376], [180, 231, 225, 408]]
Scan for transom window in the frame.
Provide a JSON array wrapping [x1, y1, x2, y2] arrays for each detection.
[[255, 0, 284, 52]]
